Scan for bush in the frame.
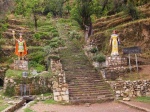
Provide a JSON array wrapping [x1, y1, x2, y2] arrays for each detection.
[[93, 54, 106, 62], [34, 33, 41, 39], [52, 32, 59, 37], [34, 32, 50, 39], [48, 55, 60, 60], [49, 37, 64, 48], [124, 2, 139, 20], [6, 69, 22, 78], [4, 85, 15, 96], [90, 47, 98, 53], [28, 51, 45, 63], [68, 30, 81, 40], [47, 12, 53, 18], [29, 61, 45, 72]]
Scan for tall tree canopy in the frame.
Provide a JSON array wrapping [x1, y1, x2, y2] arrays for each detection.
[[43, 0, 69, 17], [0, 0, 14, 19], [15, 0, 45, 31]]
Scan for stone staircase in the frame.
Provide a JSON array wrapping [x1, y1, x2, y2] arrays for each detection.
[[60, 41, 114, 104]]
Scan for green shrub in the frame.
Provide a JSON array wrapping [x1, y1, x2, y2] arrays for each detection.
[[34, 32, 50, 39], [52, 32, 59, 37], [49, 55, 60, 60], [47, 12, 53, 18], [6, 69, 22, 78], [29, 61, 45, 72], [34, 33, 41, 39], [49, 37, 64, 48], [93, 54, 106, 62], [124, 2, 139, 20], [68, 30, 81, 40], [51, 29, 58, 33], [28, 51, 45, 63], [90, 47, 98, 53], [4, 85, 15, 96], [49, 42, 59, 48]]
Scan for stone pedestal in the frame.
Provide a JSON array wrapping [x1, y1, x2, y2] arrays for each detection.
[[101, 56, 128, 80], [14, 60, 28, 70], [106, 56, 127, 67]]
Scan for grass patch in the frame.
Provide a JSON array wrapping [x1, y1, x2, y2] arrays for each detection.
[[0, 105, 9, 111], [122, 73, 149, 81], [43, 99, 57, 104], [24, 108, 35, 112], [5, 69, 23, 78], [135, 96, 150, 103]]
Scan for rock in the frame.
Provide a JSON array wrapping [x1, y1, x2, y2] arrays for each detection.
[[37, 97, 40, 101], [7, 101, 16, 104], [85, 103, 91, 107], [92, 62, 99, 68], [62, 95, 69, 101], [123, 97, 130, 101], [116, 90, 121, 94], [137, 91, 142, 96]]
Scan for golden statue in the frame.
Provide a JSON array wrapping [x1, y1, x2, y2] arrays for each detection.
[[12, 31, 27, 60], [109, 30, 120, 56]]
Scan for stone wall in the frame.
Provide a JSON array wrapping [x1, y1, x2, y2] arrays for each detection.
[[108, 80, 150, 100], [4, 76, 52, 96], [51, 59, 69, 102], [2, 99, 26, 112]]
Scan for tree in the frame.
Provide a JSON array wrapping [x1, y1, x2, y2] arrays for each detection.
[[43, 0, 69, 17], [71, 0, 93, 38], [0, 0, 14, 19], [15, 0, 45, 31]]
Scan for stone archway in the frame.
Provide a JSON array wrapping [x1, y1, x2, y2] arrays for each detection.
[[0, 78, 4, 87]]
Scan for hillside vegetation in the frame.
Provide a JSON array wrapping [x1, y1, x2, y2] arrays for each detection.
[[90, 3, 150, 59]]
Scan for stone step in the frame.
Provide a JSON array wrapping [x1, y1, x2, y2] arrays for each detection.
[[69, 89, 111, 93], [68, 77, 102, 79], [69, 91, 113, 96], [69, 86, 110, 89], [69, 93, 113, 97], [69, 84, 107, 88], [69, 97, 114, 104], [68, 81, 105, 84]]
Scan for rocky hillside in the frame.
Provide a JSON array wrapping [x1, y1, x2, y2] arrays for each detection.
[[90, 3, 150, 59]]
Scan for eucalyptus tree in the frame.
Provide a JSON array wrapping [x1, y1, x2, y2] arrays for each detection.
[[15, 0, 45, 31], [71, 0, 93, 38], [43, 0, 69, 17], [0, 0, 14, 19]]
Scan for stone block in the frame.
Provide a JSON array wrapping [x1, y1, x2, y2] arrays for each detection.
[[62, 95, 69, 101], [54, 96, 58, 101], [97, 95, 105, 99], [57, 96, 63, 101], [14, 60, 28, 70], [116, 90, 121, 94], [65, 90, 69, 95], [53, 92, 60, 96], [60, 92, 66, 95], [123, 97, 130, 101], [62, 87, 67, 91]]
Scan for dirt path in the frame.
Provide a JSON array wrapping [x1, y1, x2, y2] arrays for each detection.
[[30, 102, 144, 112]]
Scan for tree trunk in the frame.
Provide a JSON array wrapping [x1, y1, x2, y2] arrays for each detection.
[[33, 13, 38, 31]]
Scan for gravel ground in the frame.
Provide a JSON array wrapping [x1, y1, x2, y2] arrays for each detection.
[[30, 102, 144, 112]]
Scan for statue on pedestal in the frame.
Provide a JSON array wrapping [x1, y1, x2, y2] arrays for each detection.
[[109, 30, 120, 56], [12, 31, 27, 60]]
